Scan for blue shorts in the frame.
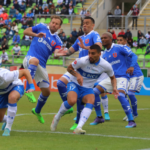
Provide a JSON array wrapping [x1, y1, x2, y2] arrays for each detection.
[[0, 85, 24, 109], [67, 82, 94, 101]]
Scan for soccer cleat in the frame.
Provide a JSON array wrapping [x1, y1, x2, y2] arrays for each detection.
[[63, 107, 73, 116], [90, 116, 105, 125], [25, 92, 36, 103], [70, 123, 78, 130], [50, 115, 59, 131], [104, 113, 110, 121], [73, 128, 86, 134], [123, 115, 128, 121], [2, 128, 10, 136], [1, 122, 6, 130], [32, 108, 45, 124], [125, 121, 136, 128], [73, 117, 77, 121]]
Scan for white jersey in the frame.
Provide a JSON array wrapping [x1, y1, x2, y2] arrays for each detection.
[[71, 56, 114, 88], [0, 68, 23, 94]]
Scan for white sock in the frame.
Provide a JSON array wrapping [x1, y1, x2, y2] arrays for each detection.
[[1, 115, 7, 123], [101, 97, 108, 113], [5, 105, 17, 131], [55, 102, 69, 120], [77, 107, 92, 129]]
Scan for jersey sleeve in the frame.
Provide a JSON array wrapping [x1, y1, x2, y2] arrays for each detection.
[[72, 39, 79, 51], [105, 62, 114, 77], [32, 23, 44, 33], [0, 70, 19, 84], [120, 46, 133, 56], [55, 35, 63, 49], [93, 32, 102, 44], [72, 57, 85, 69]]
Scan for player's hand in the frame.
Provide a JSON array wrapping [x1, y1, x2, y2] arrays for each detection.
[[25, 89, 35, 93], [36, 32, 46, 38], [56, 48, 67, 56], [112, 88, 119, 99], [77, 37, 86, 49], [77, 74, 83, 86], [126, 67, 134, 75]]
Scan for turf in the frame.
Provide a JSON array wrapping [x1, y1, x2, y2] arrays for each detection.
[[0, 91, 150, 150]]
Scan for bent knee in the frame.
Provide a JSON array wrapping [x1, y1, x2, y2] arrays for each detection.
[[29, 58, 39, 66], [8, 95, 18, 104]]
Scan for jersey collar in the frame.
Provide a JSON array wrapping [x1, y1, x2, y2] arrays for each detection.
[[83, 30, 94, 37], [106, 43, 114, 52], [47, 26, 56, 36], [90, 58, 100, 66]]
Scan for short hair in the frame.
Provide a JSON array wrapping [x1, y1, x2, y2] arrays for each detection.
[[51, 15, 62, 26], [102, 32, 113, 39], [84, 16, 95, 24], [118, 35, 127, 40], [90, 44, 101, 53]]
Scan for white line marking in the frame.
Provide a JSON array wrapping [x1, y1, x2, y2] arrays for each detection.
[[11, 129, 150, 141]]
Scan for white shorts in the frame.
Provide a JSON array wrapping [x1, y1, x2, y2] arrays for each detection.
[[62, 72, 72, 82], [23, 56, 50, 88], [128, 75, 144, 93], [98, 77, 129, 94]]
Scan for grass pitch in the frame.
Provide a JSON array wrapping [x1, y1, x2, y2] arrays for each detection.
[[0, 91, 150, 150]]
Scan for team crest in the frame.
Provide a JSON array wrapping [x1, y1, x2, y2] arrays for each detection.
[[85, 39, 89, 44], [51, 40, 56, 46], [113, 52, 117, 58]]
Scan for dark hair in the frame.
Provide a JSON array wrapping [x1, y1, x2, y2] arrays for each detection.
[[118, 35, 127, 40], [90, 44, 101, 53], [84, 16, 95, 24]]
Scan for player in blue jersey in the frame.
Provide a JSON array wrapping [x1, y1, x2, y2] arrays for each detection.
[[23, 15, 63, 124], [0, 57, 35, 136], [117, 35, 144, 121], [90, 32, 138, 128], [51, 44, 118, 134]]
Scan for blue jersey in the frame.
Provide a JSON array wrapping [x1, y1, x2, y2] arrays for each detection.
[[72, 30, 102, 58], [102, 44, 137, 79], [124, 46, 143, 78], [27, 23, 62, 68]]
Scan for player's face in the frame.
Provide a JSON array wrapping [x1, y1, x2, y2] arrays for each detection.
[[117, 37, 126, 45], [101, 34, 112, 47], [89, 49, 101, 63], [49, 18, 61, 33], [83, 19, 94, 34]]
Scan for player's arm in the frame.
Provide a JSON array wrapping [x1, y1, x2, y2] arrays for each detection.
[[67, 58, 84, 86], [23, 26, 46, 38], [18, 69, 35, 93]]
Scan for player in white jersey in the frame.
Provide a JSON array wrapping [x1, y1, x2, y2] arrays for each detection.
[[0, 57, 35, 136], [51, 44, 119, 134]]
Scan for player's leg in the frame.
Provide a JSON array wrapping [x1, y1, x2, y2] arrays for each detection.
[[123, 94, 130, 121], [101, 93, 110, 121], [74, 91, 95, 134], [23, 57, 38, 103], [0, 108, 7, 123], [51, 82, 78, 131], [57, 73, 73, 115], [117, 78, 136, 128], [3, 85, 24, 136]]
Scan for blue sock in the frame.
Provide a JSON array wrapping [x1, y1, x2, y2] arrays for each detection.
[[35, 93, 48, 113], [118, 92, 133, 121], [57, 80, 67, 102], [75, 100, 84, 124], [128, 91, 138, 116], [26, 64, 37, 90], [93, 88, 102, 117], [64, 101, 72, 109]]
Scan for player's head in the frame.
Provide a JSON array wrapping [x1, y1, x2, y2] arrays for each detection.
[[117, 35, 127, 45], [101, 32, 113, 47], [89, 44, 101, 64], [49, 15, 62, 33], [83, 16, 95, 34]]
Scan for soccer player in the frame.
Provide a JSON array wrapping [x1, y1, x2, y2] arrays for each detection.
[[51, 44, 118, 134], [23, 15, 63, 124], [91, 32, 138, 128], [0, 57, 35, 136], [117, 35, 144, 121]]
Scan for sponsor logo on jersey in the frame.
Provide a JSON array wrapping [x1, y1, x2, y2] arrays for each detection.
[[110, 59, 120, 65], [113, 52, 117, 58], [74, 60, 77, 64], [85, 39, 89, 44], [51, 40, 56, 46], [38, 38, 52, 51]]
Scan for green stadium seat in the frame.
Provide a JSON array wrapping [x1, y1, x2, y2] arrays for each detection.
[[18, 23, 22, 28], [63, 18, 69, 24], [20, 34, 24, 39], [138, 61, 143, 67], [47, 59, 53, 65], [58, 59, 63, 65], [8, 40, 12, 45], [133, 36, 138, 41], [37, 18, 40, 24], [1, 28, 6, 33], [146, 62, 150, 68], [135, 48, 143, 55], [142, 49, 146, 55], [21, 46, 26, 51], [74, 7, 78, 14], [131, 48, 136, 53], [26, 46, 30, 50], [11, 18, 16, 22], [40, 18, 45, 23], [8, 45, 14, 51], [76, 3, 82, 8], [138, 55, 144, 59], [145, 55, 150, 59], [45, 18, 51, 24], [18, 29, 24, 34], [53, 59, 59, 65]]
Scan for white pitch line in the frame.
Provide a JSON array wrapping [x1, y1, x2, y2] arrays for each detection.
[[11, 129, 150, 141]]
